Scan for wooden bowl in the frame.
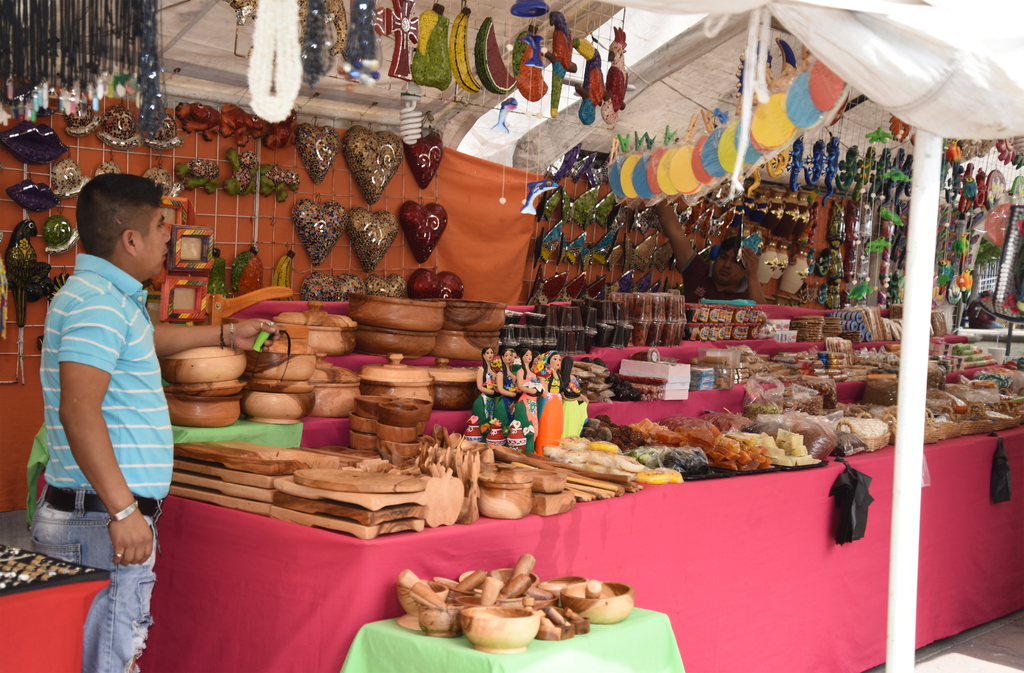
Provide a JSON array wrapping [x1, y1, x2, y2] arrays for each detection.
[[390, 398, 433, 422], [455, 595, 529, 609], [353, 395, 394, 419], [165, 392, 241, 428], [397, 581, 449, 630], [419, 604, 464, 638], [560, 581, 635, 625], [358, 355, 434, 402], [378, 400, 431, 428], [426, 359, 477, 411], [378, 439, 421, 458], [441, 299, 508, 332], [460, 607, 542, 654], [163, 379, 246, 397], [240, 389, 315, 425], [349, 430, 379, 451], [431, 329, 500, 362], [375, 422, 418, 443], [309, 382, 360, 418], [478, 483, 532, 520], [160, 347, 247, 384], [355, 324, 436, 359], [348, 293, 445, 332], [244, 349, 317, 382], [349, 413, 377, 434], [537, 576, 588, 597]]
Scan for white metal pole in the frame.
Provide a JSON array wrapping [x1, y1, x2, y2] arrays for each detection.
[[885, 129, 944, 672]]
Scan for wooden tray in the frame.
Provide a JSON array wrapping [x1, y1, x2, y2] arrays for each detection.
[[169, 484, 271, 516], [269, 506, 425, 540], [292, 469, 426, 494], [174, 458, 276, 488], [174, 441, 346, 475], [171, 471, 276, 503], [271, 491, 424, 526]]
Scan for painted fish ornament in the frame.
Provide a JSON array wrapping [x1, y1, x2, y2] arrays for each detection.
[[559, 232, 587, 266], [549, 144, 580, 183], [522, 179, 558, 215], [492, 97, 518, 133], [632, 234, 658, 272], [652, 241, 675, 272], [592, 192, 616, 229], [571, 187, 599, 228], [537, 221, 562, 262], [589, 228, 618, 268]]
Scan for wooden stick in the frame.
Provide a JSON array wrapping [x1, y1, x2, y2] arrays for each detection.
[[567, 488, 594, 502], [569, 483, 614, 499], [510, 461, 623, 492]]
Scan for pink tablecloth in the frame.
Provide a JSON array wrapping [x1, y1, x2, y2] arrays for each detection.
[[145, 426, 1023, 673]]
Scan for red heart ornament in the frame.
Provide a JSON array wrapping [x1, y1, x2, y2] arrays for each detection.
[[399, 200, 447, 263], [403, 134, 444, 190]]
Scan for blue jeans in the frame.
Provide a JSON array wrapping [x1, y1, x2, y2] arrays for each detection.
[[30, 490, 159, 673]]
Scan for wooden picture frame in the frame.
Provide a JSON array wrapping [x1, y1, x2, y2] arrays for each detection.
[[160, 195, 195, 227], [160, 275, 208, 322], [166, 224, 214, 272]]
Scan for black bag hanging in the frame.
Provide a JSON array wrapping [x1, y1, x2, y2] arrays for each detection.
[[829, 458, 875, 545], [990, 433, 1011, 504]]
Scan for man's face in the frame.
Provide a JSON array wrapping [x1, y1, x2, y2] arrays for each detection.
[[135, 207, 170, 279], [712, 247, 746, 288]]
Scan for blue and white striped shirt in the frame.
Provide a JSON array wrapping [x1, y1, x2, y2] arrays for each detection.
[[41, 254, 172, 499]]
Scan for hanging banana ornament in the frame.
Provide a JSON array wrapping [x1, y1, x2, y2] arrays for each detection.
[[273, 250, 296, 296], [449, 5, 479, 93]]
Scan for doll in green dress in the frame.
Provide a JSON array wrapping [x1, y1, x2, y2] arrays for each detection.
[[472, 346, 509, 431]]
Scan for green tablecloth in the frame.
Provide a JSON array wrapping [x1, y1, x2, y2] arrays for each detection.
[[25, 420, 302, 525], [340, 608, 684, 673]]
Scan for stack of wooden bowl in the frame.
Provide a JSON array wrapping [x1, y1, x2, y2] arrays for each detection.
[[348, 395, 393, 452], [432, 299, 506, 362], [308, 353, 361, 418], [242, 337, 318, 424], [160, 347, 248, 428], [424, 358, 477, 410], [272, 301, 357, 356], [348, 294, 444, 358], [350, 395, 433, 462]]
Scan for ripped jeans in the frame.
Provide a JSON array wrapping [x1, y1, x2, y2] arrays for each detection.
[[30, 493, 159, 673]]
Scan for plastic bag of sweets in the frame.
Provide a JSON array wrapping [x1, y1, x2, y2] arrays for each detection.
[[699, 412, 751, 433], [782, 384, 824, 415], [833, 431, 869, 457], [742, 375, 785, 419], [784, 411, 839, 459], [801, 376, 838, 409]]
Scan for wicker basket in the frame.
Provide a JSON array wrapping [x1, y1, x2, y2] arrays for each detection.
[[922, 410, 944, 444], [940, 419, 963, 440], [837, 418, 890, 452], [988, 413, 1020, 432], [960, 417, 995, 435]]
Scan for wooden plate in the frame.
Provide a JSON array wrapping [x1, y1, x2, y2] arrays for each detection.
[[174, 441, 345, 475], [293, 468, 427, 493]]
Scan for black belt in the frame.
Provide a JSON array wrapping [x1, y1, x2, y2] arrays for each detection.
[[45, 487, 159, 519]]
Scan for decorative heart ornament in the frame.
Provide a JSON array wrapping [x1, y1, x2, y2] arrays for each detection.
[[403, 133, 444, 189], [292, 199, 347, 266], [398, 200, 447, 263], [343, 125, 403, 206], [347, 207, 399, 272], [294, 123, 340, 185], [383, 273, 407, 297]]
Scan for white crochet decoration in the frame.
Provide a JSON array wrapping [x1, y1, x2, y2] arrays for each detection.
[[248, 0, 302, 123]]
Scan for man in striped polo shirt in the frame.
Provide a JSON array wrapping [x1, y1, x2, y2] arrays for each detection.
[[30, 174, 277, 673]]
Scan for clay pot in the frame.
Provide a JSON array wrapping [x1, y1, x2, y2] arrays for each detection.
[[349, 430, 379, 451], [273, 301, 357, 356], [160, 347, 247, 384], [165, 392, 241, 428], [355, 324, 437, 359], [419, 605, 464, 638], [440, 299, 508, 332], [353, 395, 395, 419], [559, 581, 635, 625], [348, 293, 444, 332], [349, 413, 377, 434], [308, 354, 360, 418], [375, 422, 418, 443], [245, 338, 317, 382], [378, 399, 432, 428], [425, 358, 476, 411], [431, 329, 500, 362], [163, 379, 246, 397], [240, 385, 315, 424], [358, 354, 434, 402], [460, 607, 542, 654]]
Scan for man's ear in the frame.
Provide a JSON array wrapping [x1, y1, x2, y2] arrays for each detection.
[[120, 227, 140, 259]]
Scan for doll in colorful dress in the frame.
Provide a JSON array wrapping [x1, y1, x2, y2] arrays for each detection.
[[532, 350, 563, 456], [496, 345, 519, 426], [560, 355, 589, 436], [513, 345, 542, 453], [472, 346, 501, 430]]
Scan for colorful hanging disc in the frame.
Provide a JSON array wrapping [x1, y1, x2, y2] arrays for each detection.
[[808, 60, 845, 111], [671, 144, 700, 195], [701, 127, 727, 177], [608, 156, 625, 198], [717, 121, 760, 174], [632, 156, 655, 200], [750, 93, 798, 152], [646, 148, 666, 196], [620, 155, 640, 199], [785, 72, 825, 129], [690, 136, 713, 185], [656, 148, 679, 195]]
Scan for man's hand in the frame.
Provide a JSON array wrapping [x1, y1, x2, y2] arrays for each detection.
[[741, 247, 761, 279], [232, 318, 280, 351], [109, 509, 153, 566]]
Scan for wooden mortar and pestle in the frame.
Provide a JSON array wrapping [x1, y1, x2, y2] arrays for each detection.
[[399, 570, 463, 637]]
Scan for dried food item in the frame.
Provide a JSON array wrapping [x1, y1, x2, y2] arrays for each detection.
[[787, 413, 838, 459], [833, 432, 869, 457], [802, 377, 838, 409], [658, 447, 710, 475], [704, 434, 773, 471], [927, 362, 946, 390], [658, 415, 713, 431], [741, 419, 785, 436], [743, 402, 783, 420], [782, 385, 823, 415], [698, 412, 749, 433], [861, 378, 899, 406], [628, 446, 663, 467]]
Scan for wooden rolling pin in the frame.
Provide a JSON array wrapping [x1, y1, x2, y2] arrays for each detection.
[[455, 569, 487, 593], [585, 580, 603, 599], [510, 553, 536, 580], [397, 569, 447, 609], [479, 576, 503, 606], [499, 573, 533, 599]]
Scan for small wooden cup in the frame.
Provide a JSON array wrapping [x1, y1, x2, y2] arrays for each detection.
[[419, 604, 464, 638], [377, 401, 429, 428], [349, 430, 379, 451], [375, 422, 419, 443], [353, 395, 395, 419], [349, 413, 377, 434]]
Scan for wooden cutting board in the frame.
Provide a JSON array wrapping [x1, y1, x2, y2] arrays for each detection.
[[174, 441, 347, 475], [174, 458, 276, 488], [271, 491, 424, 526], [531, 490, 576, 517], [274, 475, 427, 511], [169, 484, 272, 516], [292, 469, 426, 494], [171, 471, 277, 503], [269, 506, 425, 540]]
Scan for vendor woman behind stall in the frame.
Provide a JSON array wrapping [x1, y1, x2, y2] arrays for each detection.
[[657, 200, 767, 304], [29, 174, 276, 673]]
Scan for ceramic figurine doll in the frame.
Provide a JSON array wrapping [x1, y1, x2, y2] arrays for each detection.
[[532, 350, 564, 456], [513, 345, 542, 453], [473, 346, 500, 431], [559, 355, 588, 436], [496, 345, 519, 426]]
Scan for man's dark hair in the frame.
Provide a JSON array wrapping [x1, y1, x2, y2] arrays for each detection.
[[76, 174, 163, 258], [718, 236, 741, 253]]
